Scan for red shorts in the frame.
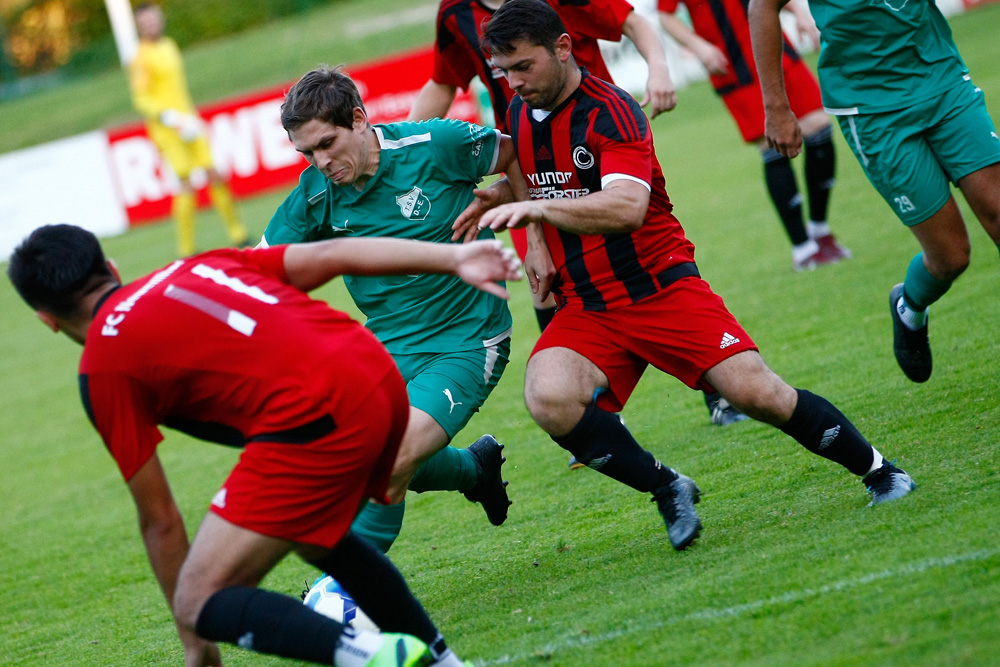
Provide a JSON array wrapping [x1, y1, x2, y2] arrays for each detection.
[[211, 358, 409, 549], [531, 276, 758, 412], [722, 59, 823, 143]]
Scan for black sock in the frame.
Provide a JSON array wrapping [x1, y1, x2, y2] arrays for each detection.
[[311, 532, 440, 647], [552, 402, 676, 492], [803, 127, 836, 224], [535, 305, 557, 331], [779, 389, 875, 476], [196, 586, 340, 663], [762, 148, 808, 246]]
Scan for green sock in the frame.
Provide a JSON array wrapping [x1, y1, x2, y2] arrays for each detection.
[[903, 252, 952, 310], [350, 501, 405, 554], [408, 445, 479, 494]]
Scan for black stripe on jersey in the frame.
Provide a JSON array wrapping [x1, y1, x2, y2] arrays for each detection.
[[605, 233, 659, 303], [443, 0, 510, 126], [79, 374, 97, 429], [581, 76, 644, 143], [528, 110, 607, 310], [713, 0, 754, 88], [164, 416, 246, 448]]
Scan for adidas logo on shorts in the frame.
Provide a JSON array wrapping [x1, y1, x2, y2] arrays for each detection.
[[720, 332, 740, 349]]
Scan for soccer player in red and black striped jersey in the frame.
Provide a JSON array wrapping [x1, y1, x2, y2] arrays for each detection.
[[462, 0, 915, 551], [410, 0, 677, 333], [657, 0, 850, 271], [8, 225, 520, 667]]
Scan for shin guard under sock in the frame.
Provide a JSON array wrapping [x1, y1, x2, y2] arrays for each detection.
[[803, 126, 836, 224], [196, 586, 341, 663], [312, 533, 440, 646], [350, 501, 405, 553], [763, 148, 809, 246], [903, 252, 952, 311], [551, 402, 676, 492], [408, 445, 478, 493], [779, 389, 875, 476]]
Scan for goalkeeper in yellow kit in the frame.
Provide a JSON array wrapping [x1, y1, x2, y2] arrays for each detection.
[[128, 3, 249, 256]]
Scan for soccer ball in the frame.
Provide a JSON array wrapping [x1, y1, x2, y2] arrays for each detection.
[[302, 575, 379, 631]]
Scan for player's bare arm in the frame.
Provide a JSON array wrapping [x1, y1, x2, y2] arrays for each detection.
[[658, 10, 730, 75], [407, 79, 460, 121], [282, 237, 521, 299], [479, 178, 651, 235], [748, 0, 802, 157], [523, 222, 556, 299], [127, 454, 221, 666], [622, 10, 678, 117]]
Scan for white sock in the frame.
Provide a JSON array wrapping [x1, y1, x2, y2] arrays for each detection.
[[867, 450, 885, 475], [896, 296, 928, 330], [807, 220, 831, 239], [792, 238, 820, 263], [334, 628, 383, 667]]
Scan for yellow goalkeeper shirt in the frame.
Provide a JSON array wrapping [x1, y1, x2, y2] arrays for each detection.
[[128, 37, 196, 127]]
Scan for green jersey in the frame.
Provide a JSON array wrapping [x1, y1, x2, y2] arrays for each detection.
[[263, 118, 512, 354], [810, 0, 967, 114]]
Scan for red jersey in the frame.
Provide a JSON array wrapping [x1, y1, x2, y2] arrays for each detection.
[[657, 0, 801, 94], [508, 72, 697, 311], [432, 0, 633, 131], [79, 246, 393, 481]]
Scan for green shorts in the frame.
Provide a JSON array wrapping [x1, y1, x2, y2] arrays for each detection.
[[836, 76, 1000, 225], [392, 328, 512, 440]]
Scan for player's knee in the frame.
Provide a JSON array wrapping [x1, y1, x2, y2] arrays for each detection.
[[172, 580, 211, 631], [724, 375, 796, 426], [926, 244, 970, 281]]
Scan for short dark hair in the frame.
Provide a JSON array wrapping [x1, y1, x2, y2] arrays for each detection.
[[7, 224, 115, 318], [280, 65, 366, 132], [480, 0, 567, 56]]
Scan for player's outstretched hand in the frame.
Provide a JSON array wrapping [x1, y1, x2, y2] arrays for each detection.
[[455, 240, 522, 300], [641, 63, 678, 118], [763, 105, 803, 158], [452, 180, 512, 242], [477, 201, 546, 233]]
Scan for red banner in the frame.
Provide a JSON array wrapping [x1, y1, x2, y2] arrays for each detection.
[[107, 46, 480, 226]]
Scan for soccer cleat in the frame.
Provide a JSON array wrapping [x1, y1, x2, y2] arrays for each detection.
[[366, 633, 433, 667], [815, 233, 852, 261], [863, 460, 916, 506], [463, 435, 512, 526], [652, 472, 702, 551], [704, 392, 750, 426], [793, 245, 841, 272], [568, 455, 586, 470], [889, 283, 932, 382]]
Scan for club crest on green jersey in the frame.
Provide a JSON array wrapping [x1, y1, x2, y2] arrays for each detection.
[[871, 0, 910, 11], [396, 186, 432, 220]]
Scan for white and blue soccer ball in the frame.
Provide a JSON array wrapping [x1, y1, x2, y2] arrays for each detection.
[[302, 575, 379, 631]]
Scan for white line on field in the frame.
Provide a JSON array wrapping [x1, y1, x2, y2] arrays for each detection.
[[478, 548, 999, 665]]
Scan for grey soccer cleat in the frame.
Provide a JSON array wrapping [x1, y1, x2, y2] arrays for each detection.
[[890, 283, 932, 383], [863, 460, 916, 506], [653, 472, 703, 550], [705, 392, 750, 427], [463, 435, 512, 526]]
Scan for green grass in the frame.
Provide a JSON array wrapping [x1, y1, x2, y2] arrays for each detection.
[[2, 3, 1000, 666]]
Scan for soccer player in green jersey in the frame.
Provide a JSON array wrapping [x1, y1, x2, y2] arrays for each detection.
[[260, 66, 520, 552], [749, 0, 1000, 382]]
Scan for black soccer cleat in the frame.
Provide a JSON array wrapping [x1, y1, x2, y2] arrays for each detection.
[[652, 472, 702, 551], [889, 283, 932, 383], [463, 435, 512, 526], [704, 392, 750, 427], [863, 460, 916, 506]]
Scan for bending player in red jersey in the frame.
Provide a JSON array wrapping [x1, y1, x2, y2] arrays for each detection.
[[8, 224, 520, 667], [457, 0, 914, 551]]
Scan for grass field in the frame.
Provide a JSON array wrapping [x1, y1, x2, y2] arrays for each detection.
[[2, 2, 1000, 666]]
